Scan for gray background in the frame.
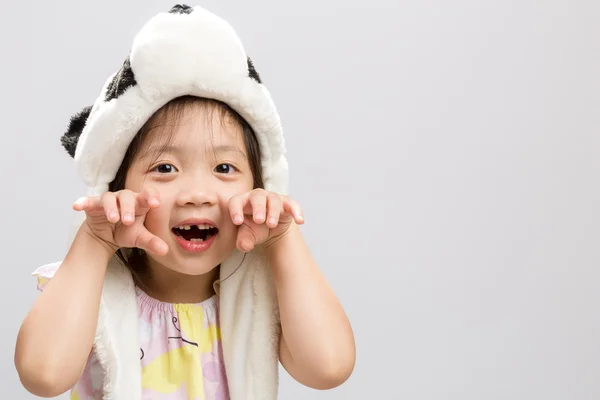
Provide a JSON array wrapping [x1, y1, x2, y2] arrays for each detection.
[[4, 0, 599, 398]]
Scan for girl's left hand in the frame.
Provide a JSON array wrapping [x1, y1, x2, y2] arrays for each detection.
[[228, 189, 304, 252]]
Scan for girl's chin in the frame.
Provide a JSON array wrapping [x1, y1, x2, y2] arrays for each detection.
[[157, 257, 221, 276], [173, 265, 220, 276], [145, 253, 219, 275]]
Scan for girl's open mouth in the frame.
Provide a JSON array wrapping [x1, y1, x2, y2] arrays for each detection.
[[171, 224, 219, 242]]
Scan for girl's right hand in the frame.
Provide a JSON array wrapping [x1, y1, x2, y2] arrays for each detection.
[[72, 188, 169, 256]]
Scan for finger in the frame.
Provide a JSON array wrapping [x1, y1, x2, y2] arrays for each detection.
[[136, 187, 160, 215], [249, 190, 268, 224], [266, 193, 282, 228], [282, 197, 304, 224], [101, 192, 120, 223], [73, 196, 102, 212], [72, 196, 88, 211], [236, 223, 257, 252], [228, 193, 249, 225], [117, 190, 137, 225], [134, 230, 169, 256]]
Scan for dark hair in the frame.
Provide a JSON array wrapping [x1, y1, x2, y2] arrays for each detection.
[[109, 95, 264, 288]]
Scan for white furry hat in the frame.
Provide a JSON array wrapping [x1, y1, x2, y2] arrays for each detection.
[[61, 3, 289, 197]]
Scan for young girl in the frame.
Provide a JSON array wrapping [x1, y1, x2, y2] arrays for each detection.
[[15, 4, 355, 400]]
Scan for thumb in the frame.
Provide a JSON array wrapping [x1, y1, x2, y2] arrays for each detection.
[[118, 224, 169, 256], [237, 223, 269, 253], [135, 229, 169, 256]]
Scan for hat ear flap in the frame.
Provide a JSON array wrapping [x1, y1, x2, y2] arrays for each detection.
[[60, 105, 92, 158]]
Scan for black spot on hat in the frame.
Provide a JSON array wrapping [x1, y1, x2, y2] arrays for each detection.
[[61, 105, 92, 158], [105, 56, 137, 102], [169, 4, 194, 14], [247, 57, 261, 83]]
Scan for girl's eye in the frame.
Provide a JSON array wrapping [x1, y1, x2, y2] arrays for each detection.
[[214, 163, 237, 174], [153, 164, 178, 174]]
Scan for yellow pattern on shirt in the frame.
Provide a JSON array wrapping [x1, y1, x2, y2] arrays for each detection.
[[141, 303, 220, 399]]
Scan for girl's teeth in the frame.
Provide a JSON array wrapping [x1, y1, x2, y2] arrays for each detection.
[[176, 224, 213, 230], [190, 238, 204, 242]]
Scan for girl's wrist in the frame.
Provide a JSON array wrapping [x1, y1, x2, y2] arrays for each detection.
[[77, 223, 118, 262], [263, 222, 300, 256]]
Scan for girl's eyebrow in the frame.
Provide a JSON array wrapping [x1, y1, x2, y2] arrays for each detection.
[[139, 144, 247, 160], [139, 144, 184, 160], [212, 144, 247, 159]]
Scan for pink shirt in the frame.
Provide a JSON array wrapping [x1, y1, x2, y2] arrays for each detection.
[[37, 277, 230, 400]]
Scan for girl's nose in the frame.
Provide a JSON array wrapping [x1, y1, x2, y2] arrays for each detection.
[[175, 189, 219, 207]]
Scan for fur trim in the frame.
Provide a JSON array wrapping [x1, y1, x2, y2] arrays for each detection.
[[96, 258, 141, 400], [219, 249, 280, 399]]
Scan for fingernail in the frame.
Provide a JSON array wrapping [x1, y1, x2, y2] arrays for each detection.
[[234, 215, 243, 224], [149, 198, 159, 206], [268, 217, 277, 225], [124, 213, 134, 222], [109, 211, 119, 221], [255, 212, 265, 221], [74, 197, 86, 206]]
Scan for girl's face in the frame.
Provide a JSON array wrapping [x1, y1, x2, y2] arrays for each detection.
[[124, 103, 254, 276]]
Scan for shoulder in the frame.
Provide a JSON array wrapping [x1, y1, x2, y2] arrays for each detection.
[[32, 261, 62, 279], [31, 261, 62, 291]]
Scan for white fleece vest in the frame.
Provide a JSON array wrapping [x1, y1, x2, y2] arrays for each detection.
[[34, 247, 281, 399]]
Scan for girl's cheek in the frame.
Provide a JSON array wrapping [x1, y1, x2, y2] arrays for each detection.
[[219, 190, 237, 207], [143, 210, 158, 233], [144, 207, 169, 234]]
